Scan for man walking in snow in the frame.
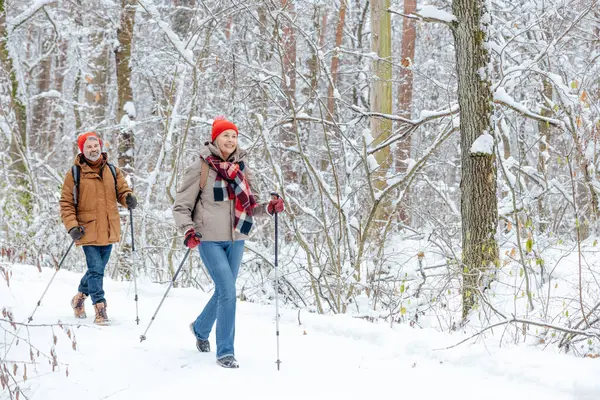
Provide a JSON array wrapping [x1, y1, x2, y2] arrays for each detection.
[[59, 131, 138, 325]]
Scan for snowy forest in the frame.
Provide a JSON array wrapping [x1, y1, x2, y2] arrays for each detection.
[[2, 0, 600, 388]]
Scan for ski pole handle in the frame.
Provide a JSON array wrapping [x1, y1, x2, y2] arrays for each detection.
[[130, 208, 135, 252]]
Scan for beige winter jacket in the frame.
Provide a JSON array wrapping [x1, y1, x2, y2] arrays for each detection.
[[173, 143, 266, 241]]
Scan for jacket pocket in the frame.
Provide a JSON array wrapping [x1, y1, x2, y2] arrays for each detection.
[[80, 220, 97, 244], [108, 216, 121, 243]]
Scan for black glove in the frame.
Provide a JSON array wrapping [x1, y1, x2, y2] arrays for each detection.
[[126, 193, 138, 210], [69, 226, 84, 241]]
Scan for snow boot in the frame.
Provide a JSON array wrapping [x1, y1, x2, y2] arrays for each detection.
[[217, 355, 239, 369], [93, 301, 111, 325], [71, 292, 88, 319], [189, 322, 210, 352]]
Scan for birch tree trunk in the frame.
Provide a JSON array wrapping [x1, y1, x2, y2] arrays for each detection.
[[452, 0, 498, 319]]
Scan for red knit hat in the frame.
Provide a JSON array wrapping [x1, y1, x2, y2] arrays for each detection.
[[77, 132, 103, 153], [211, 116, 238, 142]]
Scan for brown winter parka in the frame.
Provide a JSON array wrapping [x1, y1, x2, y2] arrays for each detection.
[[59, 153, 133, 246]]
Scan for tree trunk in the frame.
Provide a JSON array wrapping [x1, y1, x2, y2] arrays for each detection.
[[1, 0, 30, 208], [116, 0, 136, 177], [114, 0, 137, 280], [31, 44, 51, 152], [327, 0, 346, 118], [50, 39, 69, 148], [370, 0, 393, 219], [280, 0, 297, 107], [172, 0, 196, 38], [395, 0, 417, 225], [84, 25, 110, 126], [537, 78, 552, 233], [319, 6, 328, 47], [278, 0, 298, 183], [452, 0, 498, 319], [352, 0, 370, 108]]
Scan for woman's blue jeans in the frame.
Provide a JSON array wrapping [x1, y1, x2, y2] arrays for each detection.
[[192, 240, 245, 359]]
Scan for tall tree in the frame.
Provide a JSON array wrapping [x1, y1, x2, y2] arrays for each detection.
[[396, 0, 417, 224], [327, 0, 346, 118], [452, 0, 498, 319], [83, 5, 110, 128], [537, 77, 552, 233], [280, 0, 297, 107], [114, 0, 137, 278], [115, 0, 136, 177], [1, 0, 31, 212], [30, 34, 52, 153], [370, 0, 393, 219], [277, 0, 298, 183]]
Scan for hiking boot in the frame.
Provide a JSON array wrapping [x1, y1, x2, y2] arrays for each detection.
[[217, 355, 239, 369], [71, 292, 88, 319], [189, 322, 210, 352], [93, 301, 111, 325]]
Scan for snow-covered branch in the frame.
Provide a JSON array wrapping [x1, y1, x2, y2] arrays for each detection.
[[137, 1, 196, 67], [388, 5, 457, 27], [494, 87, 563, 127], [7, 0, 56, 33]]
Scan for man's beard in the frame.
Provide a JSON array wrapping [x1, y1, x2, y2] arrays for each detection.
[[86, 152, 101, 161]]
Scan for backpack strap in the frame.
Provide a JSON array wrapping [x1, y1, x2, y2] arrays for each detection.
[[192, 159, 210, 218], [106, 163, 119, 200], [71, 165, 80, 211], [200, 159, 209, 190]]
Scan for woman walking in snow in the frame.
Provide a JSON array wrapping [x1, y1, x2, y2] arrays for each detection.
[[172, 116, 284, 369]]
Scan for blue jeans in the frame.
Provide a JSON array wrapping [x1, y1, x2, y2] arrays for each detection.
[[78, 245, 112, 305], [192, 240, 245, 359]]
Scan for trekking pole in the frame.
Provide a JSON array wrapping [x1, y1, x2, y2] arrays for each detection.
[[271, 192, 282, 370], [130, 208, 140, 325], [139, 247, 192, 342], [28, 240, 75, 322]]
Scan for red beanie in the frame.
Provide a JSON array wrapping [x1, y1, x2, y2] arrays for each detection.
[[211, 116, 238, 142], [77, 132, 103, 153]]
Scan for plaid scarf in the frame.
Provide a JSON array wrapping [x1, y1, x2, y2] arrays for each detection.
[[204, 155, 258, 235]]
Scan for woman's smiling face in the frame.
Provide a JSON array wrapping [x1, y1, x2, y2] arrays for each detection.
[[215, 129, 238, 159]]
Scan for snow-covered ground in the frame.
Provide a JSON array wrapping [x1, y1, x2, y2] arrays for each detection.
[[2, 262, 600, 400]]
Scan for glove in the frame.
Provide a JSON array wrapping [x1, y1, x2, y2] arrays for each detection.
[[184, 228, 202, 249], [267, 196, 285, 215], [69, 226, 84, 241], [126, 193, 138, 210]]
